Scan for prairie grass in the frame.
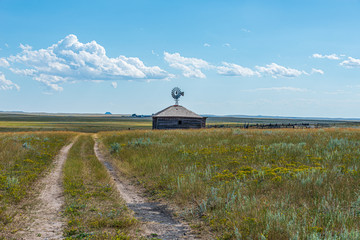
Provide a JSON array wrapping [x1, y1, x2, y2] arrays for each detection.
[[100, 128, 360, 239], [0, 112, 358, 133], [62, 135, 138, 239], [0, 121, 151, 132], [0, 132, 73, 235]]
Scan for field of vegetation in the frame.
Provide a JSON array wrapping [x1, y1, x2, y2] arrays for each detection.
[[1, 118, 360, 239], [0, 112, 358, 133], [100, 128, 360, 239], [0, 132, 74, 236], [0, 113, 152, 132]]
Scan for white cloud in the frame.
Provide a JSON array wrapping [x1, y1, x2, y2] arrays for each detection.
[[9, 68, 37, 75], [0, 72, 20, 90], [250, 87, 307, 92], [111, 81, 117, 88], [340, 57, 360, 68], [311, 68, 324, 74], [164, 52, 211, 78], [151, 50, 159, 56], [223, 43, 231, 48], [241, 28, 251, 33], [323, 90, 347, 95], [164, 52, 312, 79], [203, 43, 211, 47], [0, 58, 9, 67], [346, 84, 360, 89], [217, 62, 259, 77], [312, 53, 340, 60], [255, 63, 304, 78], [33, 74, 65, 91], [5, 34, 171, 91]]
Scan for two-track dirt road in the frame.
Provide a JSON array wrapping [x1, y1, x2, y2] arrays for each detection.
[[13, 135, 198, 239]]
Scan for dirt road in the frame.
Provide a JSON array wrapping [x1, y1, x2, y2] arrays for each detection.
[[93, 139, 197, 240], [16, 138, 77, 239]]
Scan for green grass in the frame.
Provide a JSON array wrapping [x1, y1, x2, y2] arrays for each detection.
[[0, 132, 74, 236], [0, 112, 359, 133], [0, 121, 151, 133], [100, 128, 360, 239], [63, 135, 138, 239]]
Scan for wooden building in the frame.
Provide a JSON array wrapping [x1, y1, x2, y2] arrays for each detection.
[[152, 105, 206, 129]]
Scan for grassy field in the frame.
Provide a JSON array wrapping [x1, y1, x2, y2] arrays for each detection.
[[0, 132, 74, 236], [63, 135, 138, 239], [0, 112, 359, 133], [1, 114, 360, 239], [0, 113, 151, 132], [100, 128, 360, 239], [0, 121, 151, 132]]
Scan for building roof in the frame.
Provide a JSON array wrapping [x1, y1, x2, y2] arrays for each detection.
[[153, 105, 204, 118]]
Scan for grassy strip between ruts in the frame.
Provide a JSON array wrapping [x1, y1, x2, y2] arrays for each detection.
[[0, 132, 74, 237], [62, 134, 139, 239], [100, 128, 360, 240]]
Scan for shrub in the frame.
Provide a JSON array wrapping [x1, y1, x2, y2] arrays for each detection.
[[127, 137, 152, 147], [110, 142, 121, 154]]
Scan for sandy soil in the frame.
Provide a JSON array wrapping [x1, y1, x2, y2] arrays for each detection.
[[93, 139, 199, 240], [15, 138, 77, 240]]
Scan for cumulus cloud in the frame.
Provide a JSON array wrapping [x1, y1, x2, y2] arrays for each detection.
[[0, 72, 20, 90], [111, 81, 117, 88], [255, 63, 304, 78], [311, 68, 324, 74], [164, 52, 211, 78], [203, 43, 211, 47], [217, 62, 259, 77], [0, 58, 9, 67], [164, 51, 311, 80], [340, 57, 360, 68], [5, 34, 171, 91], [312, 53, 340, 60]]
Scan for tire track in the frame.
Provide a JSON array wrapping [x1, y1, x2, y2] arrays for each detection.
[[17, 137, 77, 239], [93, 138, 198, 240]]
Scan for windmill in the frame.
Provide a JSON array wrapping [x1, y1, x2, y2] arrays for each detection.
[[171, 87, 184, 105], [152, 87, 206, 129]]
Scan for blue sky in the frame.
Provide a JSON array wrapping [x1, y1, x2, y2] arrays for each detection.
[[1, 0, 360, 117]]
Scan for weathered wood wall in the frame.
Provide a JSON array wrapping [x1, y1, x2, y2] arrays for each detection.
[[152, 117, 206, 129]]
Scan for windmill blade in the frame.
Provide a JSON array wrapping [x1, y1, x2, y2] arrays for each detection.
[[171, 87, 184, 105]]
